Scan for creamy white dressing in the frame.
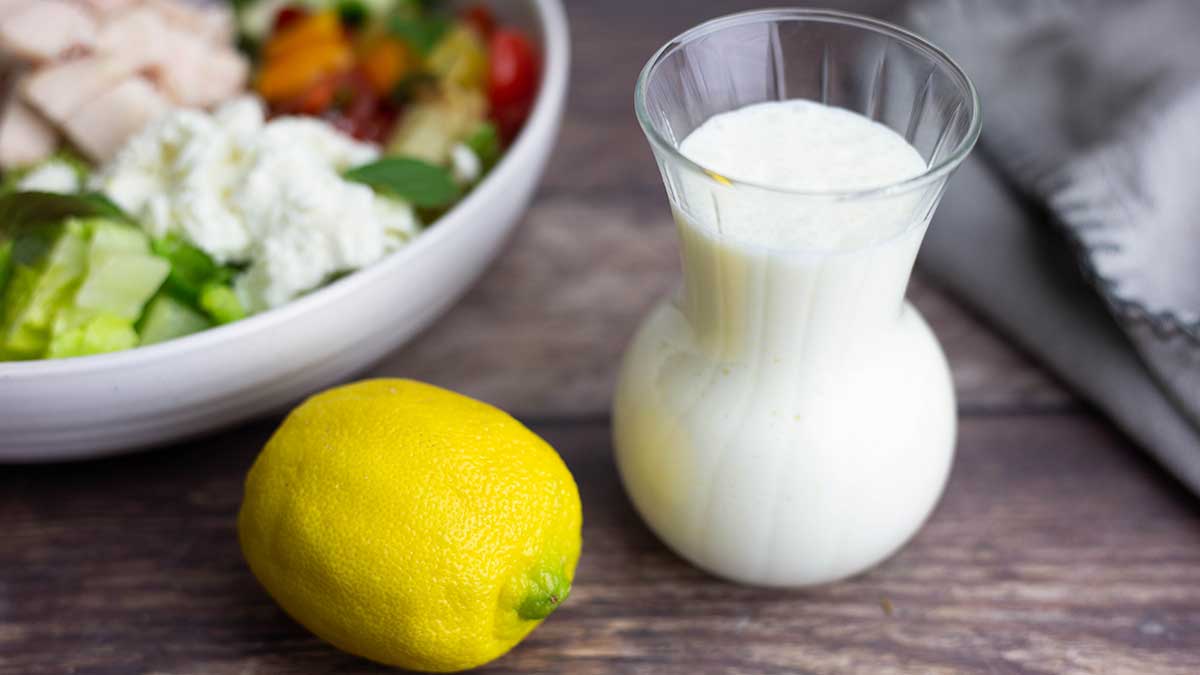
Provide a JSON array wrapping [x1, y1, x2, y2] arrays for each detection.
[[614, 100, 956, 587], [677, 99, 928, 251]]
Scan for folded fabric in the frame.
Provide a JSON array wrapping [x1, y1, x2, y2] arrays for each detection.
[[905, 0, 1200, 494]]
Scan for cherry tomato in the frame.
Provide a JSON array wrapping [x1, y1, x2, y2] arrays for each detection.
[[272, 5, 309, 33], [488, 30, 538, 141], [462, 5, 496, 39], [488, 31, 537, 108]]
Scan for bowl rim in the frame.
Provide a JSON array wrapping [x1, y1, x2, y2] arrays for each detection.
[[0, 0, 570, 379]]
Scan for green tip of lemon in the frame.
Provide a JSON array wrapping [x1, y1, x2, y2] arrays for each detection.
[[516, 567, 572, 621]]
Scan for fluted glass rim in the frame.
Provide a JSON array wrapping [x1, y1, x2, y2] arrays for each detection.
[[634, 8, 982, 200]]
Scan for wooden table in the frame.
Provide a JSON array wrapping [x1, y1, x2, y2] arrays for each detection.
[[5, 2, 1200, 673]]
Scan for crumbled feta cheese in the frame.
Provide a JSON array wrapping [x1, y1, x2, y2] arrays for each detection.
[[450, 142, 481, 184], [93, 97, 420, 313], [373, 195, 421, 242], [17, 159, 81, 193]]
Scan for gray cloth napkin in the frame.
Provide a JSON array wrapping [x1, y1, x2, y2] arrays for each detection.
[[905, 1, 1200, 495]]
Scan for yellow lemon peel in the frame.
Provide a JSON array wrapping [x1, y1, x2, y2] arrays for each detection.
[[238, 379, 583, 672]]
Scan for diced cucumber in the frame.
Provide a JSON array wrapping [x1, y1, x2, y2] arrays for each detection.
[[152, 234, 229, 304], [138, 293, 212, 346], [199, 282, 246, 325], [46, 309, 137, 359], [1, 226, 87, 357]]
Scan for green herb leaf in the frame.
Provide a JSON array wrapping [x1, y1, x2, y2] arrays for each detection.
[[0, 191, 131, 245], [345, 157, 460, 208], [388, 14, 449, 55]]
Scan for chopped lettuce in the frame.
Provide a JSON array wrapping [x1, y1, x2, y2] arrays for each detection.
[[0, 202, 172, 359], [73, 220, 169, 322], [46, 309, 138, 359], [0, 222, 88, 358]]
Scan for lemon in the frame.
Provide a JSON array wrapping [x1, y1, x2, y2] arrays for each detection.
[[238, 379, 582, 672]]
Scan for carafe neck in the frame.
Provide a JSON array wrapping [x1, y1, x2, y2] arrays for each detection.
[[676, 220, 925, 361]]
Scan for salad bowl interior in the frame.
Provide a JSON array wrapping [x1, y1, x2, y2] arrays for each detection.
[[0, 0, 569, 461]]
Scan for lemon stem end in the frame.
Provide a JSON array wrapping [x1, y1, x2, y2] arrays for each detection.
[[516, 568, 572, 621]]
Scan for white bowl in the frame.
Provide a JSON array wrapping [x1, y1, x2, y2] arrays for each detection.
[[0, 0, 570, 461]]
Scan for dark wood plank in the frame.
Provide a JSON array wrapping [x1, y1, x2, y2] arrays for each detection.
[[2, 413, 1198, 674]]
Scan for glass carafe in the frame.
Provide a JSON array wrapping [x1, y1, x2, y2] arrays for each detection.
[[614, 9, 981, 587]]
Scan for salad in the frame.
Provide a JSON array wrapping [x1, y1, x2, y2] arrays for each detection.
[[240, 0, 539, 146], [0, 0, 540, 361]]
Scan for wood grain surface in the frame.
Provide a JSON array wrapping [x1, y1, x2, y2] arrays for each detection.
[[4, 416, 1200, 674], [3, 1, 1199, 674]]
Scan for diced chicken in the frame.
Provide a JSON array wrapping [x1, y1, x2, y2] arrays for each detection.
[[0, 1, 97, 63], [0, 50, 19, 86], [0, 1, 32, 79], [155, 31, 248, 108], [0, 96, 58, 169], [95, 6, 169, 69], [72, 0, 141, 16], [23, 55, 139, 124], [0, 0, 33, 20], [143, 0, 235, 45], [0, 0, 250, 167], [62, 77, 167, 162], [99, 7, 249, 107]]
